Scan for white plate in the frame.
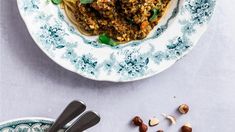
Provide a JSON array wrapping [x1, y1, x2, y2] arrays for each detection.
[[17, 0, 216, 82]]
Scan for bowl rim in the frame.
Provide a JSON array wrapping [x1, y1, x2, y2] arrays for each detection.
[[0, 117, 54, 128]]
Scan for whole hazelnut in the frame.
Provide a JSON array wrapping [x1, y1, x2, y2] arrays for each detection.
[[178, 104, 189, 114], [139, 123, 148, 132], [132, 116, 143, 126], [157, 130, 164, 132], [181, 123, 192, 132]]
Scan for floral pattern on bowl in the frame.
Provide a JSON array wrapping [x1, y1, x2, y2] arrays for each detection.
[[17, 0, 216, 82], [0, 118, 65, 132]]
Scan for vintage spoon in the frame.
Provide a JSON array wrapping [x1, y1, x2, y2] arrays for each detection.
[[66, 111, 101, 132], [48, 100, 86, 132]]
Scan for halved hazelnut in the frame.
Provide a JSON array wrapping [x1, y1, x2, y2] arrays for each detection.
[[178, 104, 189, 114], [148, 117, 159, 127]]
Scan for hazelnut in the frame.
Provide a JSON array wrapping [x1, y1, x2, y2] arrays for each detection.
[[139, 123, 148, 132], [157, 130, 164, 132], [132, 116, 143, 126], [178, 104, 189, 114], [148, 117, 159, 127], [181, 123, 192, 132]]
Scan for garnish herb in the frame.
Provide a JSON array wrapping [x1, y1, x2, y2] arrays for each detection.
[[80, 0, 94, 4], [51, 0, 63, 5], [149, 9, 160, 22], [99, 34, 118, 46]]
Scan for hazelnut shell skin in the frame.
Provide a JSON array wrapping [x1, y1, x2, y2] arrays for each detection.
[[181, 125, 192, 132], [132, 116, 143, 126], [139, 123, 148, 132]]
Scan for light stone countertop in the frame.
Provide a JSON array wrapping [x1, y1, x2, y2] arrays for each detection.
[[0, 0, 235, 132]]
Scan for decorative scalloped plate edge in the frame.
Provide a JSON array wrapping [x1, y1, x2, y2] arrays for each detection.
[[16, 0, 216, 82]]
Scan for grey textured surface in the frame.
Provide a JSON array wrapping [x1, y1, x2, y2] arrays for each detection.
[[0, 0, 235, 132]]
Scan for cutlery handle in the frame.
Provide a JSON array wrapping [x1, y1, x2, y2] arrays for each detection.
[[66, 111, 101, 132], [49, 100, 86, 132]]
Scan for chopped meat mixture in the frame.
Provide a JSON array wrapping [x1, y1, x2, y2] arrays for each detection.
[[74, 0, 171, 42]]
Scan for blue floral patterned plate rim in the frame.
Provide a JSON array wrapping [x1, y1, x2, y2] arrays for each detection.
[[16, 0, 216, 82], [0, 117, 66, 132]]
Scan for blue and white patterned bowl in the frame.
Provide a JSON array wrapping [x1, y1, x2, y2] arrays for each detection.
[[0, 118, 65, 132], [17, 0, 216, 82]]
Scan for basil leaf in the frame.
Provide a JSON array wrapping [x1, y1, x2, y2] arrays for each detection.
[[80, 0, 94, 4], [51, 0, 63, 5], [99, 34, 118, 46]]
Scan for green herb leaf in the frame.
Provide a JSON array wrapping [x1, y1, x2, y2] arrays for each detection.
[[149, 9, 160, 22], [51, 0, 63, 5], [99, 34, 110, 44], [99, 34, 118, 46], [80, 0, 94, 4]]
